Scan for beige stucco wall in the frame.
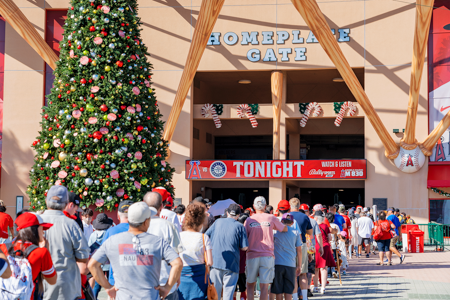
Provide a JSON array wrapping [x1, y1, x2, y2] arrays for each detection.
[[2, 0, 431, 220]]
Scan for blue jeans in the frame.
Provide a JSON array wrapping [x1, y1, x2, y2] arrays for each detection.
[[210, 268, 239, 300]]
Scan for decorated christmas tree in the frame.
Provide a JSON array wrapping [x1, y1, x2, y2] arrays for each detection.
[[27, 0, 174, 211]]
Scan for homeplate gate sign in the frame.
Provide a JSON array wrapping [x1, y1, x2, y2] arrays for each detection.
[[186, 160, 367, 180]]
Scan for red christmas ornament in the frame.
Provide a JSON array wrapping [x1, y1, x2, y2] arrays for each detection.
[[124, 194, 129, 199], [120, 105, 126, 110], [71, 125, 75, 129], [58, 94, 62, 98], [100, 164, 105, 169], [114, 203, 119, 207], [87, 153, 93, 161], [44, 114, 48, 119], [80, 78, 87, 84], [74, 165, 80, 171], [80, 107, 84, 112], [137, 125, 143, 132], [115, 61, 123, 67], [101, 76, 104, 79], [142, 139, 146, 144], [93, 131, 103, 140], [90, 26, 95, 32], [100, 104, 108, 112], [77, 45, 81, 49], [113, 136, 118, 140]]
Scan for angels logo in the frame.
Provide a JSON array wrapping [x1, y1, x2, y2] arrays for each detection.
[[187, 161, 202, 179], [393, 147, 425, 174], [210, 161, 227, 178]]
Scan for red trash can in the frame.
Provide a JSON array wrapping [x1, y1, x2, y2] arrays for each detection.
[[402, 225, 419, 252], [409, 229, 424, 253]]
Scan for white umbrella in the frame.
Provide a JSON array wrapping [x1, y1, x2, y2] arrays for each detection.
[[208, 199, 237, 217]]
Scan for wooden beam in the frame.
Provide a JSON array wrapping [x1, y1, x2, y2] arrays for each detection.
[[290, 0, 400, 159], [0, 0, 58, 70], [272, 71, 284, 160], [163, 0, 225, 144], [420, 110, 450, 156], [401, 0, 435, 149]]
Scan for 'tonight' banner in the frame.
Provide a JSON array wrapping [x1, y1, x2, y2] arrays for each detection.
[[185, 160, 367, 180]]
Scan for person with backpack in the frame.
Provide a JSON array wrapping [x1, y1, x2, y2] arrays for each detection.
[[88, 213, 114, 298], [0, 212, 57, 299], [373, 211, 395, 266]]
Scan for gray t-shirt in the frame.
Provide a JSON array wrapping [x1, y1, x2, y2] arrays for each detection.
[[41, 210, 90, 300], [309, 217, 321, 247], [93, 231, 179, 300]]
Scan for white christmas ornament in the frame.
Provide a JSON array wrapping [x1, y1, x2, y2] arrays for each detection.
[[393, 147, 425, 173]]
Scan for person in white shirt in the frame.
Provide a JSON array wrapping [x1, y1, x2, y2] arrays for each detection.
[[153, 187, 182, 232], [349, 212, 359, 258], [81, 208, 94, 243], [338, 232, 348, 275], [357, 212, 374, 258], [175, 205, 186, 227], [144, 192, 184, 300]]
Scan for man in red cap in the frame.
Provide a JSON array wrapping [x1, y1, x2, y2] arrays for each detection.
[[0, 212, 57, 297], [152, 187, 181, 232]]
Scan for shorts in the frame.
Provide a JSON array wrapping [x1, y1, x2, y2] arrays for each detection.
[[236, 273, 246, 292], [390, 236, 399, 248], [360, 237, 370, 246], [307, 256, 316, 274], [300, 244, 308, 274], [245, 256, 274, 284], [377, 239, 390, 252], [270, 265, 296, 294]]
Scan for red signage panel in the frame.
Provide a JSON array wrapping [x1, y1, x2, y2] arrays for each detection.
[[186, 160, 367, 180]]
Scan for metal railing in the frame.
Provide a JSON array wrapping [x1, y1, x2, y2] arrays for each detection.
[[404, 223, 450, 251]]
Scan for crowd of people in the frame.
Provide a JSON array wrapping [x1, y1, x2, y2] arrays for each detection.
[[0, 185, 410, 300]]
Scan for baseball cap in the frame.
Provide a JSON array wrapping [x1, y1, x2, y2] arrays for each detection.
[[254, 196, 267, 209], [300, 204, 310, 211], [314, 210, 324, 217], [227, 204, 241, 216], [118, 200, 134, 213], [339, 206, 345, 213], [148, 207, 159, 217], [340, 231, 347, 238], [68, 192, 83, 212], [277, 200, 290, 211], [46, 185, 69, 203], [15, 212, 53, 231], [363, 207, 369, 212], [281, 213, 293, 222], [128, 202, 152, 223], [313, 204, 323, 211]]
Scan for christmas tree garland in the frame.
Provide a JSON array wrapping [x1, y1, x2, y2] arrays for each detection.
[[334, 102, 345, 114], [27, 0, 174, 211], [431, 188, 450, 197], [299, 103, 310, 114]]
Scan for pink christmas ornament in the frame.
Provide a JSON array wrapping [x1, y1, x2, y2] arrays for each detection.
[[80, 56, 89, 65], [101, 6, 110, 13], [116, 188, 124, 197], [94, 37, 103, 45], [53, 139, 61, 148], [70, 50, 75, 58], [132, 87, 140, 95], [135, 151, 143, 160], [95, 199, 105, 207], [58, 171, 67, 179], [88, 117, 98, 124], [110, 170, 119, 179], [107, 113, 117, 121], [100, 127, 109, 135], [119, 30, 125, 38], [72, 110, 82, 119], [51, 161, 60, 168], [136, 104, 142, 112], [127, 106, 136, 114], [91, 86, 100, 93]]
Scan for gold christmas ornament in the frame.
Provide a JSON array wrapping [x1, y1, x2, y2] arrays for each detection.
[[58, 152, 68, 161], [80, 168, 88, 177]]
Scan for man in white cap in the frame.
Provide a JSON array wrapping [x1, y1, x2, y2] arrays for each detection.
[[245, 196, 287, 300], [89, 201, 183, 300], [41, 185, 90, 300]]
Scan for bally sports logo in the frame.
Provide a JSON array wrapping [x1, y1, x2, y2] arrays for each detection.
[[309, 169, 335, 177]]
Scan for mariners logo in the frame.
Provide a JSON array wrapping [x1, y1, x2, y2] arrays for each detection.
[[210, 161, 227, 178]]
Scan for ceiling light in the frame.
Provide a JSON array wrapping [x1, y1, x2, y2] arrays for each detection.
[[339, 189, 344, 191], [333, 78, 344, 82], [238, 79, 251, 84], [253, 189, 258, 193], [350, 202, 354, 204]]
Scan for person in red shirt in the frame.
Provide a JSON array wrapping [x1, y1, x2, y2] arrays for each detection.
[[373, 211, 395, 266], [0, 213, 57, 299], [0, 200, 14, 243], [339, 207, 351, 238]]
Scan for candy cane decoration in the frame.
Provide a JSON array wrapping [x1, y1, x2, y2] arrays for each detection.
[[300, 102, 322, 127], [237, 104, 258, 128], [334, 101, 357, 127], [201, 104, 222, 128]]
